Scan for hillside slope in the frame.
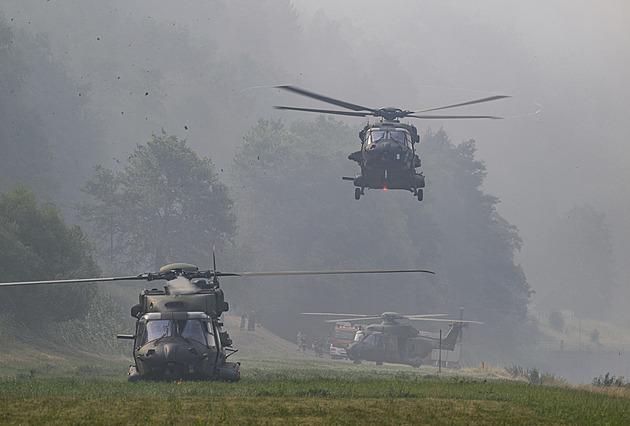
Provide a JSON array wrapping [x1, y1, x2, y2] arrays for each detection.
[[223, 314, 310, 359]]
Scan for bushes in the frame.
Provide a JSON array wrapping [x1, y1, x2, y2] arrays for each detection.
[[505, 365, 565, 385], [592, 373, 629, 388]]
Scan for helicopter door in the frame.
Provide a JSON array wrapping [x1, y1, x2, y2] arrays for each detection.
[[384, 335, 400, 359]]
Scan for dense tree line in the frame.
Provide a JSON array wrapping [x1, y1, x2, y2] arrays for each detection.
[[0, 185, 99, 327]]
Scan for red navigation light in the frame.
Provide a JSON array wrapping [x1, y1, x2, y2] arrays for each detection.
[[383, 187, 388, 190]]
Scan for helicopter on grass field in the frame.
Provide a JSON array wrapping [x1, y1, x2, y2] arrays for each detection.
[[0, 258, 434, 381], [274, 85, 509, 201], [302, 311, 482, 368]]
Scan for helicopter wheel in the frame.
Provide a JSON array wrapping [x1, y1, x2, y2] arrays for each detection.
[[416, 189, 423, 202], [355, 187, 361, 200]]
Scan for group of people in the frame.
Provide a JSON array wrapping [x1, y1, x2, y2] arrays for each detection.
[[296, 332, 326, 356], [240, 310, 257, 331]]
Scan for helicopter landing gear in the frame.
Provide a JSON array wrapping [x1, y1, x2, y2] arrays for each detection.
[[355, 187, 362, 200], [416, 189, 423, 201]]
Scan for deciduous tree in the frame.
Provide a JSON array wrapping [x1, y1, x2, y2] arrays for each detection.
[[79, 133, 236, 271], [0, 184, 99, 326]]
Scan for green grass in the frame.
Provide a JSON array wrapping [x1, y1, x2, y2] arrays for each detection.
[[0, 357, 629, 424]]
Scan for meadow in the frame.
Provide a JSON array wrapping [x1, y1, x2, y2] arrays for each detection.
[[1, 355, 630, 424]]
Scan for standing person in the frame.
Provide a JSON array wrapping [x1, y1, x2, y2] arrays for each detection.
[[297, 331, 303, 350], [240, 312, 247, 331], [300, 333, 308, 352], [248, 310, 256, 331]]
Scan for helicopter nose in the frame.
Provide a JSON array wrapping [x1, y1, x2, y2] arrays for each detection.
[[144, 342, 180, 365], [367, 140, 403, 161], [162, 343, 178, 362]]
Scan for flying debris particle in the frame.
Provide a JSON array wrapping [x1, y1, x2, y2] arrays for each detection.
[[184, 125, 188, 130], [145, 92, 149, 96]]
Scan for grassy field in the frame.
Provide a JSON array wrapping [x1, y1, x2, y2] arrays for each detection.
[[1, 355, 630, 424], [2, 315, 630, 423]]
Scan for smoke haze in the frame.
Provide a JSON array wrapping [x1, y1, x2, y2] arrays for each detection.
[[2, 0, 629, 379]]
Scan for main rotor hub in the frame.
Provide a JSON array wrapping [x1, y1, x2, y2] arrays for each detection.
[[376, 108, 407, 121]]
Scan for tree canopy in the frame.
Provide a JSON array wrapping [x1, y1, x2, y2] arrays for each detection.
[[79, 133, 236, 271], [0, 184, 100, 326]]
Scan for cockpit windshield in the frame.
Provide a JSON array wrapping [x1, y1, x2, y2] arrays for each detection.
[[145, 320, 171, 342], [362, 333, 382, 347], [180, 320, 206, 344], [367, 129, 410, 147], [389, 130, 407, 145], [141, 319, 208, 345], [369, 130, 386, 143]]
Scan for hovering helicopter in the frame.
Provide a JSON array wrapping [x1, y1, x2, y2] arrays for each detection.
[[0, 258, 434, 381], [274, 85, 509, 201], [302, 311, 482, 368]]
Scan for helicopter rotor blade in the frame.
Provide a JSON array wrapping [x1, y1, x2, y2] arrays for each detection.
[[324, 316, 383, 323], [0, 275, 148, 287], [212, 245, 219, 287], [406, 318, 485, 324], [407, 114, 503, 120], [412, 95, 511, 114], [403, 314, 451, 318], [301, 313, 376, 317], [0, 268, 434, 287], [273, 106, 371, 117], [275, 85, 374, 112], [221, 269, 434, 277]]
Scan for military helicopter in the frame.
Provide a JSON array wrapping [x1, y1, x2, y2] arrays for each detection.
[[0, 259, 434, 381], [274, 85, 509, 201], [302, 311, 482, 367]]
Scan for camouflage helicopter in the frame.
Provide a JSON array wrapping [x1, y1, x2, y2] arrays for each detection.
[[274, 85, 508, 201], [303, 311, 482, 367], [0, 259, 434, 381]]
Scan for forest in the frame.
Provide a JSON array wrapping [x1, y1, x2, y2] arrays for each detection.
[[0, 1, 624, 366]]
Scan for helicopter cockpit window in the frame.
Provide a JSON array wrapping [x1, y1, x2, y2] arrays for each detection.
[[205, 322, 217, 347], [362, 333, 382, 347], [144, 320, 172, 344], [389, 130, 408, 146], [179, 320, 206, 345], [140, 319, 209, 346], [368, 130, 386, 144]]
